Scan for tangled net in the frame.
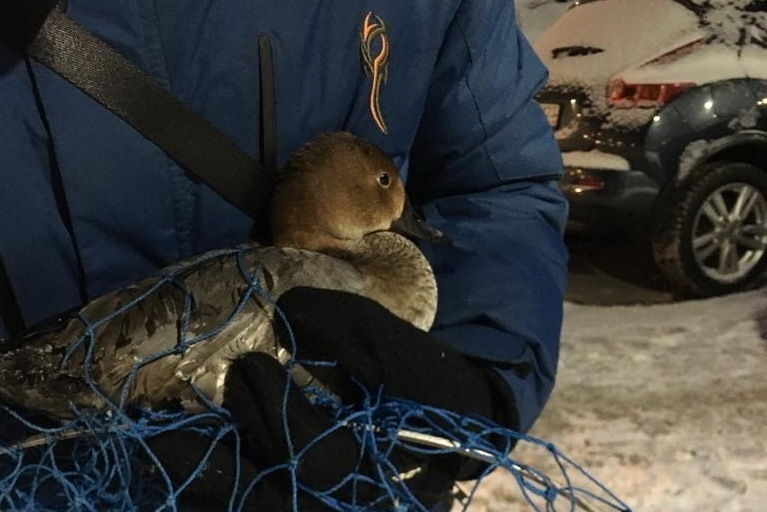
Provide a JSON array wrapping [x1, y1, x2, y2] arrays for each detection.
[[0, 248, 632, 511]]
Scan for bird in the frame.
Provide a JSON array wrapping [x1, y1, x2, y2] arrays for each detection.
[[0, 132, 442, 419]]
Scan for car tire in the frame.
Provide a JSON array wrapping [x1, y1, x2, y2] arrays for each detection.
[[653, 161, 767, 296]]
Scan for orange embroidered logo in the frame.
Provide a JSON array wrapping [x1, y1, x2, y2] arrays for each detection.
[[360, 12, 390, 135]]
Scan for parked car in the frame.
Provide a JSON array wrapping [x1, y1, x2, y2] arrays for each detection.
[[535, 0, 767, 295]]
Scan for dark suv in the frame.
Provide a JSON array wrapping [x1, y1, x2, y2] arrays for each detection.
[[535, 0, 767, 295]]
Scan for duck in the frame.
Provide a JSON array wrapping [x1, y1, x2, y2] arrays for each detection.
[[0, 132, 442, 419]]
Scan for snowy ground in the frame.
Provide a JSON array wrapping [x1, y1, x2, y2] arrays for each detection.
[[463, 290, 767, 511]]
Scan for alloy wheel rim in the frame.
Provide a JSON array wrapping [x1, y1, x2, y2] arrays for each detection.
[[691, 182, 767, 283]]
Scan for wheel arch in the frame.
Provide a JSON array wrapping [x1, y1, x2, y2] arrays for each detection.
[[675, 132, 767, 185], [651, 132, 767, 228], [643, 78, 767, 189]]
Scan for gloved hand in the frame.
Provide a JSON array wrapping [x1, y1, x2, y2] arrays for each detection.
[[147, 427, 336, 512], [224, 352, 459, 508], [275, 287, 520, 480], [278, 287, 519, 427], [147, 351, 362, 511], [149, 353, 458, 510]]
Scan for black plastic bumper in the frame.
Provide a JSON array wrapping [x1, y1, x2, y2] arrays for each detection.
[[560, 167, 660, 233]]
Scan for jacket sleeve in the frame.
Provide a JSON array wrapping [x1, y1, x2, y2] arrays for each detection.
[[408, 0, 568, 433]]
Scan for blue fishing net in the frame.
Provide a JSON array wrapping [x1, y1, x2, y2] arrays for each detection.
[[0, 248, 633, 511]]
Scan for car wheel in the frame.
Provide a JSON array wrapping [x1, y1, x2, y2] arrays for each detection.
[[653, 161, 767, 296]]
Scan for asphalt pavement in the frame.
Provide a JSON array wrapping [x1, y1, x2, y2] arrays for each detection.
[[565, 233, 675, 305]]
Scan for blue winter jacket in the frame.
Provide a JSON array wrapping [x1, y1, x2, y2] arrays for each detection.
[[0, 0, 566, 434]]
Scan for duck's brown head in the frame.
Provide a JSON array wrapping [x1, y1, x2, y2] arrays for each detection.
[[269, 132, 440, 251]]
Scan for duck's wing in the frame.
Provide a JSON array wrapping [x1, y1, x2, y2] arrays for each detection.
[[165, 246, 374, 409], [0, 248, 253, 418], [0, 245, 375, 418], [0, 272, 187, 418]]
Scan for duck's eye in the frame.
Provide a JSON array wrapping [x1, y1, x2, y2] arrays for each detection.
[[377, 172, 391, 188]]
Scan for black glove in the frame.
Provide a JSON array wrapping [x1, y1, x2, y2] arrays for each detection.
[[276, 287, 520, 479], [224, 353, 458, 508], [147, 428, 334, 511], [277, 287, 519, 428], [147, 351, 364, 511]]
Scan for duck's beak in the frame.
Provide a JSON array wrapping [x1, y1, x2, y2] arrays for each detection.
[[391, 197, 445, 243]]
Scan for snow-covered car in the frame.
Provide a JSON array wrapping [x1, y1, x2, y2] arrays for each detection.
[[535, 0, 767, 295]]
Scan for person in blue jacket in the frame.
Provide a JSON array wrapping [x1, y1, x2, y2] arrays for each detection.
[[0, 0, 567, 509]]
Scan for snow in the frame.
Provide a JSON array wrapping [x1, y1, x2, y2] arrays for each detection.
[[600, 108, 659, 131], [728, 105, 761, 130], [677, 139, 714, 181], [740, 44, 767, 78], [461, 291, 767, 511], [619, 43, 746, 85], [691, 0, 767, 49], [532, 0, 702, 126], [562, 150, 631, 171], [534, 0, 701, 90], [516, 0, 571, 43], [528, 0, 767, 129]]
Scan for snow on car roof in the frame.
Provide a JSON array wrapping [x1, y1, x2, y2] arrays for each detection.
[[535, 0, 702, 92], [620, 44, 745, 86], [534, 0, 767, 123]]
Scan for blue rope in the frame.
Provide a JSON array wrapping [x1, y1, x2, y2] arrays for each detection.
[[0, 247, 633, 511]]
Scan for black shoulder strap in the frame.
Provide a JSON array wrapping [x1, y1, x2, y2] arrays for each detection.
[[0, 0, 276, 220]]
